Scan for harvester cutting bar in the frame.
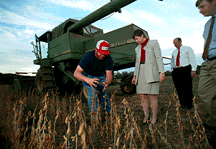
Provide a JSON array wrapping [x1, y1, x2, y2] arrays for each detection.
[[16, 72, 37, 75]]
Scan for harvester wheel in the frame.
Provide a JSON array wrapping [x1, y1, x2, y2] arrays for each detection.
[[120, 74, 136, 94]]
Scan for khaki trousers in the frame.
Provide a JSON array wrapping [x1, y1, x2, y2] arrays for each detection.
[[198, 59, 216, 127]]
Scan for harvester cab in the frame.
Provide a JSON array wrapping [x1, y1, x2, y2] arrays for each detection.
[[32, 0, 149, 94]]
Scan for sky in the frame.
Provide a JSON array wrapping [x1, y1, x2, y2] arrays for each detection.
[[0, 0, 210, 75]]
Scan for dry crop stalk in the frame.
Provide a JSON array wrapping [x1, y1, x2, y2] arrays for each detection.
[[65, 114, 72, 148], [113, 114, 120, 149], [122, 98, 143, 148], [129, 128, 135, 149], [110, 93, 117, 138], [187, 111, 203, 149], [54, 107, 61, 143], [74, 98, 91, 149], [122, 98, 130, 147], [21, 112, 30, 148], [12, 100, 19, 146], [115, 125, 127, 149], [154, 126, 172, 148], [142, 132, 147, 149], [40, 92, 49, 148], [192, 97, 210, 148], [124, 98, 142, 142], [149, 123, 158, 148], [131, 116, 142, 143], [12, 97, 26, 148], [32, 92, 48, 149], [175, 97, 185, 149], [78, 121, 87, 149], [164, 95, 173, 145], [61, 96, 66, 123], [110, 92, 117, 132], [29, 107, 37, 148]]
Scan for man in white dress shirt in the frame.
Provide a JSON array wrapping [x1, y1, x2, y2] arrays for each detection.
[[171, 37, 197, 110]]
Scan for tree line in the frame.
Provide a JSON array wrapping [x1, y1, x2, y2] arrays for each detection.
[[114, 65, 201, 79]]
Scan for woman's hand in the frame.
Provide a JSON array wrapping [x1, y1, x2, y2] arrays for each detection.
[[191, 71, 196, 78], [132, 75, 136, 85], [159, 72, 165, 83]]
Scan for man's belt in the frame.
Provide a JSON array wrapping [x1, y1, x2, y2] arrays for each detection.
[[174, 65, 190, 69], [140, 61, 145, 64]]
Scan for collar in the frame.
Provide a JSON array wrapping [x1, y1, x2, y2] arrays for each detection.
[[211, 14, 216, 20], [177, 45, 183, 50]]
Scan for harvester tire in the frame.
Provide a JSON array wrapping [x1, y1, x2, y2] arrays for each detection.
[[120, 74, 136, 94]]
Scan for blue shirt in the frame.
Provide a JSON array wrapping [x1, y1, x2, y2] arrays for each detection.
[[79, 50, 113, 77], [203, 14, 216, 59]]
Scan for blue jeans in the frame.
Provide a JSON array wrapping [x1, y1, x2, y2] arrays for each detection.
[[82, 72, 111, 115]]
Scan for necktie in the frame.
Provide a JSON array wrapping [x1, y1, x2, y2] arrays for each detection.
[[176, 49, 180, 66], [202, 16, 215, 60]]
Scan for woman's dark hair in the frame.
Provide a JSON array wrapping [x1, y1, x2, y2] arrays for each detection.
[[132, 29, 145, 39]]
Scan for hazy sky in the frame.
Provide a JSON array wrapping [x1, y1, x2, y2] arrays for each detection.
[[0, 0, 209, 74]]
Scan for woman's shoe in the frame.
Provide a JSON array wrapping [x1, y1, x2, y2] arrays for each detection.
[[142, 117, 150, 125], [142, 121, 148, 125], [150, 118, 157, 125]]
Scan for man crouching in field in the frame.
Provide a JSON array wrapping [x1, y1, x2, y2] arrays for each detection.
[[74, 40, 113, 122]]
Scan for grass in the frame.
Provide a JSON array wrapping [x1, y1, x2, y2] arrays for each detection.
[[0, 76, 215, 149]]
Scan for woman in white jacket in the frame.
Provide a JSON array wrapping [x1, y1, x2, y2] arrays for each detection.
[[132, 29, 165, 125]]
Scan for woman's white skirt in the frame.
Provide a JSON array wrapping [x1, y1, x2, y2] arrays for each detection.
[[136, 64, 159, 94]]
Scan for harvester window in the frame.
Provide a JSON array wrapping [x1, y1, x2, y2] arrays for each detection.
[[84, 26, 100, 36], [91, 28, 98, 34], [84, 26, 91, 34], [40, 42, 48, 59]]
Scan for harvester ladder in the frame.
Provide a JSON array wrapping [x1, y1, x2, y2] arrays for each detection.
[[39, 59, 56, 89]]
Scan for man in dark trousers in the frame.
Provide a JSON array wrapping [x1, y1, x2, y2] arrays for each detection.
[[196, 0, 216, 132], [74, 40, 113, 122], [171, 37, 197, 110]]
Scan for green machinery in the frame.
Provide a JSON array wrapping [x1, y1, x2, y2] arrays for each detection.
[[32, 0, 150, 94]]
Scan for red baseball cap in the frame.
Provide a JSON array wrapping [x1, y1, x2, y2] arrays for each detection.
[[96, 40, 110, 55]]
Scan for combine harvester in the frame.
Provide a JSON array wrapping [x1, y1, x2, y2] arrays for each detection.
[[17, 0, 164, 94]]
